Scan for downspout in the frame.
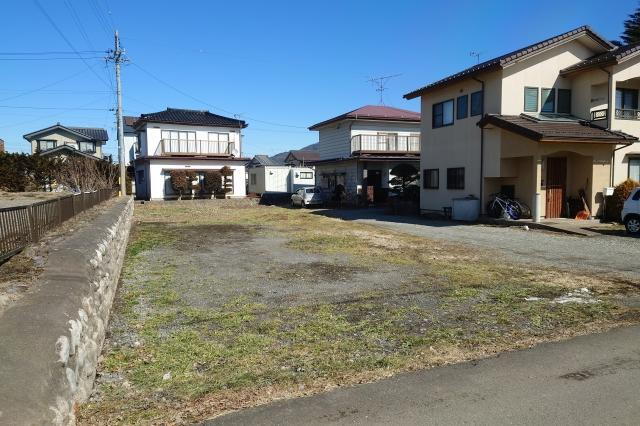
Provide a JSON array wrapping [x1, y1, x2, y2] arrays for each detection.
[[600, 67, 617, 186], [472, 77, 485, 211]]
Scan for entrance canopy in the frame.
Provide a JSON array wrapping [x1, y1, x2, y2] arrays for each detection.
[[478, 113, 638, 144]]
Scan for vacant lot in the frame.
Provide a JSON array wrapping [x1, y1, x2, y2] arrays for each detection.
[[79, 202, 640, 424]]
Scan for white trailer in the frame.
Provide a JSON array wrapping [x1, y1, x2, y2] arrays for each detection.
[[248, 166, 315, 194]]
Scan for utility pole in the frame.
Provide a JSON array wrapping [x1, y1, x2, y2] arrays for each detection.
[[108, 30, 126, 196]]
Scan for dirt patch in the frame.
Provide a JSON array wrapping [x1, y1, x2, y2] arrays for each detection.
[[79, 204, 640, 425], [266, 262, 366, 282]]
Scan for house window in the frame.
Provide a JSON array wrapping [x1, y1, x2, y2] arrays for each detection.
[[250, 173, 257, 185], [557, 89, 571, 114], [423, 169, 439, 189], [299, 171, 313, 179], [78, 141, 95, 153], [432, 99, 454, 128], [136, 170, 145, 184], [447, 167, 465, 190], [37, 140, 56, 151], [470, 90, 483, 116], [456, 95, 468, 120], [161, 130, 196, 153], [541, 88, 555, 113], [524, 87, 538, 112], [630, 157, 640, 181], [616, 88, 639, 110]]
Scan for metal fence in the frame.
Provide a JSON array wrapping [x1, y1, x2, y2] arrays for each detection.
[[0, 188, 118, 262]]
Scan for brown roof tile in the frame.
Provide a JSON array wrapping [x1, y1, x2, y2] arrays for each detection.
[[309, 105, 420, 130], [477, 114, 637, 143], [560, 41, 640, 75]]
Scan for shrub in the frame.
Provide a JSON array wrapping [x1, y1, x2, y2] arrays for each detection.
[[220, 166, 233, 195], [607, 178, 640, 222], [389, 164, 419, 201], [203, 170, 222, 195], [169, 170, 189, 199]]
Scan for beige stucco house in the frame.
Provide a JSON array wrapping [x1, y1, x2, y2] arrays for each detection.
[[405, 26, 640, 221], [23, 123, 109, 160]]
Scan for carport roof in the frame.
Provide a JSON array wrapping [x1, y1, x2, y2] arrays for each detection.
[[477, 114, 638, 144]]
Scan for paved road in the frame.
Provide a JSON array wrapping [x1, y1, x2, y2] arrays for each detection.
[[209, 325, 640, 425], [313, 209, 640, 281]]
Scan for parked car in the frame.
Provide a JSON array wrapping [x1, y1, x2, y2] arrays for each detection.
[[622, 187, 640, 235], [291, 187, 324, 208]]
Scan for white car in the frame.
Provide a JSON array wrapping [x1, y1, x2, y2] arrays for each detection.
[[291, 187, 324, 208], [622, 187, 640, 235]]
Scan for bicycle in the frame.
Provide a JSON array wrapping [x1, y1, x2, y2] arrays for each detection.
[[487, 193, 530, 220]]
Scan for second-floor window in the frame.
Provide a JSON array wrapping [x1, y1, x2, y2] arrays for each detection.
[[524, 87, 538, 112], [433, 99, 454, 128], [456, 95, 468, 120], [616, 88, 638, 110], [209, 132, 230, 142], [299, 171, 313, 179], [161, 130, 196, 142], [78, 141, 95, 153], [541, 88, 555, 113], [37, 140, 56, 151], [471, 91, 483, 116], [557, 89, 571, 114]]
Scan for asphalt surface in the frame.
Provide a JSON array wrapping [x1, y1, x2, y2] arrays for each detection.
[[209, 325, 640, 425], [312, 209, 640, 281]]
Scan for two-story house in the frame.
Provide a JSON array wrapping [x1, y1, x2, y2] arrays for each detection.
[[405, 26, 640, 221], [132, 108, 248, 200], [23, 123, 108, 160], [309, 105, 421, 203]]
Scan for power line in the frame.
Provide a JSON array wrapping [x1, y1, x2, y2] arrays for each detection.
[[33, 0, 110, 89], [0, 105, 112, 111], [0, 67, 94, 103], [130, 61, 308, 129], [0, 50, 104, 55], [0, 57, 105, 61], [0, 96, 111, 129]]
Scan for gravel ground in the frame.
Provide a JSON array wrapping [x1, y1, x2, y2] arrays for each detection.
[[315, 209, 640, 281]]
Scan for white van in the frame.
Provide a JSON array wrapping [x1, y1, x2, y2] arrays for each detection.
[[622, 187, 640, 235]]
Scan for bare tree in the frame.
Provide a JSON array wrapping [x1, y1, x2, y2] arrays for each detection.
[[55, 157, 116, 192]]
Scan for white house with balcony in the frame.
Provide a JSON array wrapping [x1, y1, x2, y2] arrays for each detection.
[[308, 105, 421, 204], [132, 108, 248, 200]]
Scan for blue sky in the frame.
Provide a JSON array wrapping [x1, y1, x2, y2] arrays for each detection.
[[1, 0, 636, 158]]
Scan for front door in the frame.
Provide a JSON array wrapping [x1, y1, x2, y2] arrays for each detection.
[[366, 170, 382, 188], [546, 157, 567, 218]]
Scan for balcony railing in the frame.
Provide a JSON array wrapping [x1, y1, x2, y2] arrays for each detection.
[[591, 108, 607, 121], [591, 108, 640, 121], [615, 108, 640, 120], [350, 134, 420, 154], [155, 139, 235, 156]]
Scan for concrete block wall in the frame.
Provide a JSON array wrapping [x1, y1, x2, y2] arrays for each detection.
[[0, 197, 133, 425]]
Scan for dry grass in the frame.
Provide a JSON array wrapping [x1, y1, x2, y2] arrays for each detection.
[[78, 202, 640, 425]]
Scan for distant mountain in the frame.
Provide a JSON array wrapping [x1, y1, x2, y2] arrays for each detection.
[[270, 142, 318, 164]]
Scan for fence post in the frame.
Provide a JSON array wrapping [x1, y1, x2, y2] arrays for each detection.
[[57, 198, 62, 226], [26, 205, 36, 243]]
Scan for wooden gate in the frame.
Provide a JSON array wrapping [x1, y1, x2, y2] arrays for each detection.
[[545, 157, 567, 218]]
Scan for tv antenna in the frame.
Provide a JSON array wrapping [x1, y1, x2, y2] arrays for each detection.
[[470, 51, 483, 64], [367, 73, 401, 105]]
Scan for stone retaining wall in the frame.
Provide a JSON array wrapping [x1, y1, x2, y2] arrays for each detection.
[[0, 197, 133, 425]]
